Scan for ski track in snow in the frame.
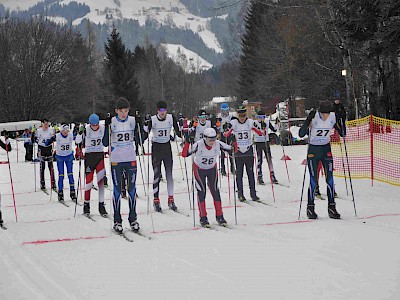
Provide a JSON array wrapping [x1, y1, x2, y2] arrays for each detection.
[[1, 139, 400, 299]]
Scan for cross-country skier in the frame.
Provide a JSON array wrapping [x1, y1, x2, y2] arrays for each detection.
[[32, 119, 56, 191], [254, 111, 278, 185], [298, 100, 346, 219], [46, 124, 77, 203], [217, 103, 235, 176], [22, 128, 33, 162], [0, 130, 12, 227], [189, 110, 213, 143], [143, 101, 181, 213], [224, 106, 264, 202], [182, 128, 234, 227], [107, 97, 139, 233], [75, 114, 108, 216]]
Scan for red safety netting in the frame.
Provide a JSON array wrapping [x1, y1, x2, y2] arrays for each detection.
[[331, 115, 400, 186]]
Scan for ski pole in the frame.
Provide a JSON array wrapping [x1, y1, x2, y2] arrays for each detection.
[[146, 125, 155, 233], [5, 139, 18, 222], [191, 142, 196, 227], [174, 134, 185, 181], [179, 128, 192, 210], [277, 112, 291, 182], [33, 138, 37, 192], [74, 149, 82, 217], [231, 150, 238, 226], [226, 153, 232, 206], [339, 139, 349, 196], [136, 124, 147, 197], [298, 158, 308, 220], [341, 119, 357, 216]]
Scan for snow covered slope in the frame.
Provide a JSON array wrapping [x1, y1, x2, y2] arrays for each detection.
[[161, 43, 213, 72], [0, 0, 224, 54]]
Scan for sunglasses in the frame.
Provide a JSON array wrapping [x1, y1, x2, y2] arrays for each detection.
[[257, 115, 266, 119], [199, 115, 207, 119], [238, 113, 247, 118], [158, 108, 167, 112]]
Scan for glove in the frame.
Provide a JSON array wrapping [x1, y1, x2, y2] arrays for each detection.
[[306, 108, 316, 122], [105, 114, 112, 126], [79, 125, 84, 133], [223, 122, 232, 131], [333, 102, 346, 122], [1, 130, 9, 138], [170, 135, 175, 142], [144, 113, 151, 126], [31, 126, 36, 133]]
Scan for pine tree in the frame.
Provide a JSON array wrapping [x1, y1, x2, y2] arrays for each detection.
[[103, 27, 141, 111]]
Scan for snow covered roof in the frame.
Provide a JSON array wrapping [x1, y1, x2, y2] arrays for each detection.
[[211, 97, 234, 104], [0, 120, 41, 132]]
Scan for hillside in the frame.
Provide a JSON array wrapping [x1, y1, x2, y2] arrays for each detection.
[[0, 0, 234, 67]]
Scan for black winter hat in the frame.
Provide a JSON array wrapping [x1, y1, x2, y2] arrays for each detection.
[[157, 101, 167, 110], [319, 100, 332, 113]]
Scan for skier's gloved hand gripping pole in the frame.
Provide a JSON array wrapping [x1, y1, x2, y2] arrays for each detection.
[[177, 126, 192, 210]]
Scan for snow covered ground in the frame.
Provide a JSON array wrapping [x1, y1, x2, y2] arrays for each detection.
[[1, 139, 399, 299]]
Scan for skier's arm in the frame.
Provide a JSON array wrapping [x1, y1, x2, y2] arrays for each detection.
[[299, 109, 316, 138], [44, 135, 56, 146], [0, 131, 11, 151], [181, 141, 198, 158]]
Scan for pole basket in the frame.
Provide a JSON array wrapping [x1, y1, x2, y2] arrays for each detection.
[[281, 155, 291, 161], [301, 159, 307, 166]]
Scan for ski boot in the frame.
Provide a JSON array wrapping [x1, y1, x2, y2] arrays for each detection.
[[270, 172, 278, 184], [40, 183, 46, 191], [200, 216, 210, 228], [257, 177, 265, 185], [130, 220, 140, 232], [216, 215, 227, 227], [307, 205, 318, 219], [168, 196, 177, 211], [70, 190, 77, 202], [153, 198, 162, 213], [334, 191, 338, 198], [83, 202, 90, 216], [238, 194, 247, 202], [58, 191, 64, 202], [99, 202, 108, 217], [221, 169, 227, 177], [0, 210, 3, 226], [251, 194, 260, 201], [315, 186, 323, 200], [113, 222, 123, 234], [328, 203, 341, 219], [51, 182, 57, 192]]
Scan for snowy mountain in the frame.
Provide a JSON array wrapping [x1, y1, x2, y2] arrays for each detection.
[[161, 43, 213, 72], [0, 0, 231, 67]]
